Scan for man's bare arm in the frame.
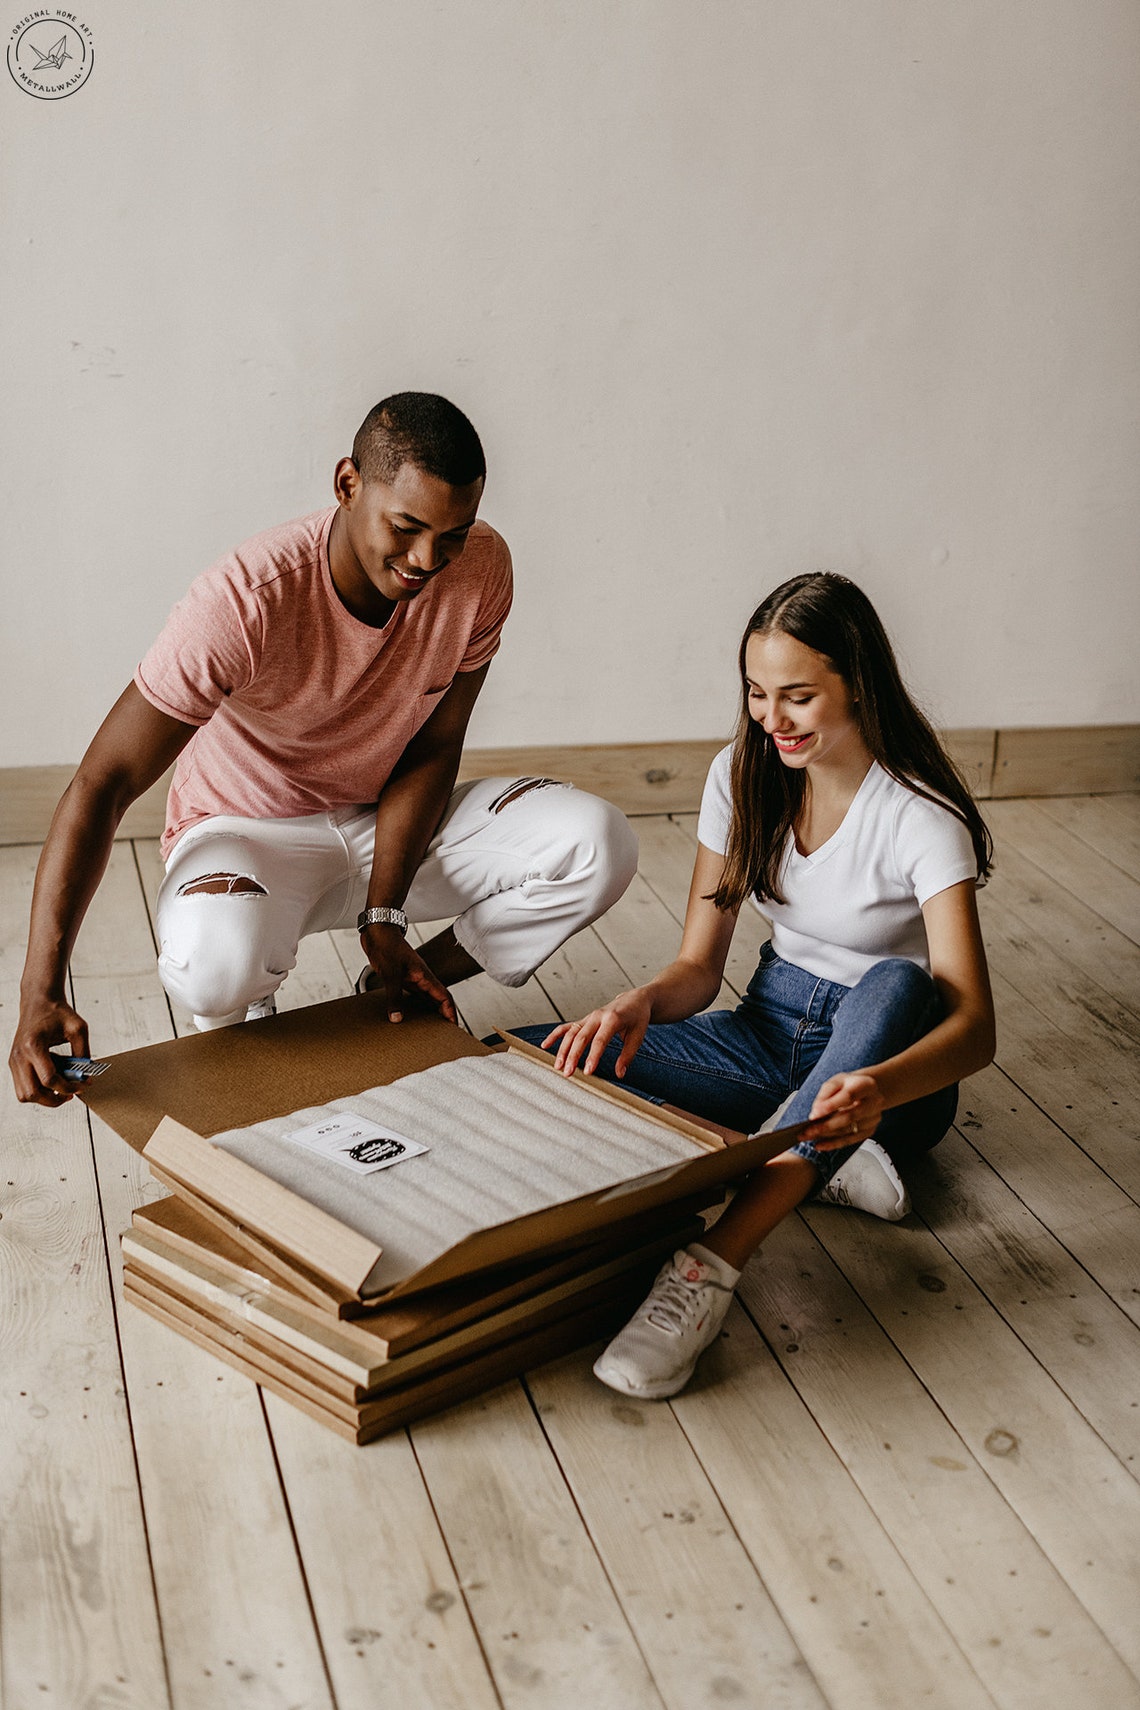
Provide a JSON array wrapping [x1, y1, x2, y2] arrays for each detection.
[[359, 664, 490, 1021], [10, 684, 196, 1106]]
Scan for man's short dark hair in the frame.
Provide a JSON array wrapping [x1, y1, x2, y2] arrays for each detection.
[[352, 393, 486, 488]]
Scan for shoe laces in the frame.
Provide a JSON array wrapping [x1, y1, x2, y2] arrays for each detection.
[[824, 1177, 852, 1206], [645, 1264, 714, 1335]]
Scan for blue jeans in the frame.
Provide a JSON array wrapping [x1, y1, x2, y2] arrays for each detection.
[[509, 946, 956, 1186]]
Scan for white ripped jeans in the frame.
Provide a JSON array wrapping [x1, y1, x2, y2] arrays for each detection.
[[155, 777, 638, 1027]]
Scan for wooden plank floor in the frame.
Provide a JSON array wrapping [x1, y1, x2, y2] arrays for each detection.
[[3, 796, 1139, 1709]]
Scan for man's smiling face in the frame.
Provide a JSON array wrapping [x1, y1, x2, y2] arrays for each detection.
[[331, 458, 484, 621]]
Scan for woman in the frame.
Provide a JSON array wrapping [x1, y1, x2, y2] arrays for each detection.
[[516, 573, 995, 1400]]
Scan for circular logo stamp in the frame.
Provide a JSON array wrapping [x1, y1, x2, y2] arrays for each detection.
[[7, 12, 94, 99]]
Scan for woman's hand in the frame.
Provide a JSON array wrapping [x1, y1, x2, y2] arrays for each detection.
[[799, 1071, 885, 1150], [541, 988, 654, 1077]]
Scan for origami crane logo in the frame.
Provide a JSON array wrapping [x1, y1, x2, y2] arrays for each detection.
[[7, 13, 95, 100], [29, 35, 73, 72]]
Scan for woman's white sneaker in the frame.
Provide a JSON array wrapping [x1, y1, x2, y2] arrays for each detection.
[[817, 1139, 910, 1221], [593, 1244, 741, 1400]]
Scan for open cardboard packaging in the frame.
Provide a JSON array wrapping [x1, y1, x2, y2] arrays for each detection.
[[83, 990, 803, 1441]]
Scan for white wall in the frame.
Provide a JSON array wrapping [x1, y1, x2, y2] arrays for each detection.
[[2, 0, 1137, 768]]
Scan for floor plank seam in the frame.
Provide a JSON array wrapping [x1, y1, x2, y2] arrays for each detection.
[[660, 1397, 836, 1709], [728, 1280, 1022, 1710], [403, 1426, 508, 1710], [517, 1373, 673, 1709], [1028, 804, 1140, 887], [794, 1214, 1140, 1681], [258, 1388, 342, 1710], [76, 1077, 177, 1709], [989, 1063, 1140, 1212], [956, 1130, 1140, 1334], [984, 896, 1140, 1036], [665, 1316, 998, 1710], [909, 1197, 1140, 1486]]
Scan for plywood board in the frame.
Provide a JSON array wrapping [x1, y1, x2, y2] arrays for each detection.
[[125, 1279, 643, 1445], [125, 1255, 659, 1414], [132, 1191, 704, 1352], [123, 1215, 699, 1392]]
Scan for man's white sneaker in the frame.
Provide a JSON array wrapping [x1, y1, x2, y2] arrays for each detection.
[[816, 1139, 910, 1221], [593, 1244, 741, 1400], [244, 994, 278, 1022]]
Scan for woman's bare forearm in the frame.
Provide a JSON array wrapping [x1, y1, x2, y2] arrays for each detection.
[[641, 955, 726, 1023]]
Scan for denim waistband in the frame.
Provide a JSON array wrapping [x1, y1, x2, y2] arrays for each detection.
[[751, 941, 853, 1027]]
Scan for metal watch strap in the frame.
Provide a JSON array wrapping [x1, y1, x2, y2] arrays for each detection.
[[357, 906, 408, 935]]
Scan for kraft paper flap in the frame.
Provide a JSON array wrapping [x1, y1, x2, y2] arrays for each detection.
[[80, 993, 488, 1152]]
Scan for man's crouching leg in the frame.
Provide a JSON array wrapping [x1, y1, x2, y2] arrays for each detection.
[[155, 835, 298, 1029], [408, 777, 638, 989]]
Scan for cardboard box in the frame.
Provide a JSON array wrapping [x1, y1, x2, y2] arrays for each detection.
[[82, 992, 802, 1309]]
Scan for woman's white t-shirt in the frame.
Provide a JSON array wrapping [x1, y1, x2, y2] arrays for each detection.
[[696, 746, 978, 987]]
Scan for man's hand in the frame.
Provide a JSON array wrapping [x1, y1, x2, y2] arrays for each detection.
[[9, 992, 91, 1107], [360, 922, 458, 1025]]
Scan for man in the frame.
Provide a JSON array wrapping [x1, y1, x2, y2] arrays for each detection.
[[10, 392, 637, 1107]]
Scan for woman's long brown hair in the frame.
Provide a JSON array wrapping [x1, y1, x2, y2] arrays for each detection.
[[711, 573, 994, 911]]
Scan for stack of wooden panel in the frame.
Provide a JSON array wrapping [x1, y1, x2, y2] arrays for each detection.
[[121, 1192, 701, 1443], [83, 1002, 789, 1446]]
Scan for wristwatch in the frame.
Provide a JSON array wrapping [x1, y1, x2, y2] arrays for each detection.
[[357, 906, 408, 935]]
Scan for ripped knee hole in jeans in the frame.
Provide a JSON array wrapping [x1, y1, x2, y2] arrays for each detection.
[[175, 871, 267, 898], [486, 778, 573, 815]]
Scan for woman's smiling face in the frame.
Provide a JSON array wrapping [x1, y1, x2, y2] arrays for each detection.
[[744, 629, 866, 772]]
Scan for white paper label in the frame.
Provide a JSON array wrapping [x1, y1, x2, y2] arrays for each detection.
[[286, 1114, 429, 1175]]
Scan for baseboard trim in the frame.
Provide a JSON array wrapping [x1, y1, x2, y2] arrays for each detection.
[[1, 726, 1135, 846], [990, 724, 1140, 799]]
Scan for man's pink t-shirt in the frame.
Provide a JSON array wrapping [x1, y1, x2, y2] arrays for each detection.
[[135, 507, 512, 858]]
